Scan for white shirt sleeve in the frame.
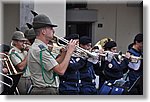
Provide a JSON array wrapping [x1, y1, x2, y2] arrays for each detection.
[[128, 60, 141, 70]]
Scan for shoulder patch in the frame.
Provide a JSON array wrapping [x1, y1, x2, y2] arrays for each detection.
[[11, 49, 15, 52], [10, 49, 17, 54], [38, 44, 46, 50]]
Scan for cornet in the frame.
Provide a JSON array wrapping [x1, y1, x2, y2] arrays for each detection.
[[53, 35, 98, 58]]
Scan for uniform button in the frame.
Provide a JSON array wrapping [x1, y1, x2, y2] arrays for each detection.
[[79, 80, 81, 83]]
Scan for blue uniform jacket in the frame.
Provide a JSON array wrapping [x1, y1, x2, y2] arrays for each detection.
[[59, 56, 97, 95], [104, 56, 129, 80], [128, 48, 143, 85]]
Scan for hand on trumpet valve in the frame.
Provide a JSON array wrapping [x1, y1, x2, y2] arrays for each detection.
[[105, 51, 114, 62], [124, 52, 131, 59], [23, 43, 31, 51], [87, 51, 100, 64], [66, 39, 77, 55], [122, 52, 142, 63], [60, 47, 67, 54]]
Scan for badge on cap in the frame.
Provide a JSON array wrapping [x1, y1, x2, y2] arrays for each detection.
[[108, 63, 113, 68]]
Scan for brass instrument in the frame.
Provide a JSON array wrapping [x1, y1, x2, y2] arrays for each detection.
[[0, 52, 18, 75], [0, 53, 21, 95], [0, 72, 13, 88], [53, 35, 142, 63], [101, 51, 143, 63], [53, 35, 98, 58], [94, 37, 113, 49]]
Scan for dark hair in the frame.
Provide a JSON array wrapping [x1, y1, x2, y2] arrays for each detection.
[[34, 28, 41, 36], [79, 36, 91, 45], [67, 34, 79, 40], [92, 46, 99, 50], [134, 33, 143, 43], [58, 34, 79, 45], [104, 41, 117, 51], [128, 43, 134, 50]]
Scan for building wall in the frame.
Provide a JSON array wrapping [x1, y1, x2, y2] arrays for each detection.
[[20, 0, 34, 32], [1, 1, 142, 53], [1, 0, 66, 45], [3, 3, 20, 46], [87, 3, 142, 52], [34, 1, 66, 37], [116, 4, 142, 52]]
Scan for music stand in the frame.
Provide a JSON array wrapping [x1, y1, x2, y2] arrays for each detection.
[[127, 76, 143, 94]]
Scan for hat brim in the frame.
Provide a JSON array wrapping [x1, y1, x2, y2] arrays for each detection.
[[26, 35, 36, 40], [17, 38, 27, 41], [33, 23, 57, 29]]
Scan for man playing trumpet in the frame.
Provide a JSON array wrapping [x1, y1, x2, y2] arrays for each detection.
[[9, 31, 31, 94], [127, 33, 143, 95], [27, 14, 76, 95], [59, 35, 99, 95]]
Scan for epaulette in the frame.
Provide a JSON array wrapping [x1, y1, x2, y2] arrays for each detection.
[[38, 44, 46, 51], [11, 49, 16, 53]]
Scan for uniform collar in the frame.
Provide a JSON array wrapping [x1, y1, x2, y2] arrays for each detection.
[[34, 39, 48, 49], [13, 46, 22, 53]]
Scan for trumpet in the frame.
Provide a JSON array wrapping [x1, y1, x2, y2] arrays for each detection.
[[0, 52, 18, 75], [100, 51, 143, 63], [53, 35, 98, 58]]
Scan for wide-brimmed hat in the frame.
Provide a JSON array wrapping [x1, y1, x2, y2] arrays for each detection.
[[12, 31, 27, 41], [24, 28, 36, 40], [33, 14, 57, 29]]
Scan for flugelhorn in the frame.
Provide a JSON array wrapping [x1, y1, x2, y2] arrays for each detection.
[[0, 52, 18, 75], [53, 35, 98, 58]]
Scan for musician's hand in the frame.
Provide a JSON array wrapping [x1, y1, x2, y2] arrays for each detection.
[[47, 44, 53, 51], [60, 47, 67, 53], [106, 51, 114, 62], [125, 52, 131, 59], [99, 48, 104, 54], [67, 39, 77, 55], [2, 68, 8, 74], [59, 47, 67, 56], [23, 43, 31, 51]]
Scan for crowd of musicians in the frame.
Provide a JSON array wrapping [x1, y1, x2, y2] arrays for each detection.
[[0, 11, 143, 95]]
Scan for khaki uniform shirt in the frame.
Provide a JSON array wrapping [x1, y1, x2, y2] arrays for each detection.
[[9, 46, 30, 77], [28, 39, 59, 88]]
